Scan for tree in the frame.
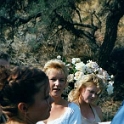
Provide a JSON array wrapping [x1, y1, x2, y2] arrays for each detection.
[[98, 0, 124, 70], [0, 0, 124, 71]]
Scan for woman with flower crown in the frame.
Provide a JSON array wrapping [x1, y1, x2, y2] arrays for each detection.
[[68, 74, 105, 124]]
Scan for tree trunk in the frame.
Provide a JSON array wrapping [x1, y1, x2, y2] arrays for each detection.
[[98, 0, 124, 70]]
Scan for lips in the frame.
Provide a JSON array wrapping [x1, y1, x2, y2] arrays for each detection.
[[89, 98, 95, 101], [52, 88, 60, 91]]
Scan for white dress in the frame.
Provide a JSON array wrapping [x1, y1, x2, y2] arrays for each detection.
[[36, 102, 82, 124]]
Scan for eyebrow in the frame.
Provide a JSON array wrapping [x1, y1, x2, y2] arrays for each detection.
[[87, 89, 97, 93], [87, 89, 99, 95]]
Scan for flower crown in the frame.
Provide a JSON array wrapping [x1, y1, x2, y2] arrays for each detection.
[[57, 56, 114, 95]]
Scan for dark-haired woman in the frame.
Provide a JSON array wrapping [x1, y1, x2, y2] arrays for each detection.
[[0, 66, 10, 124], [0, 66, 53, 124]]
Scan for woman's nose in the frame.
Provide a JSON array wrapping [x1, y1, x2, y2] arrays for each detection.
[[55, 80, 60, 85], [92, 93, 97, 98]]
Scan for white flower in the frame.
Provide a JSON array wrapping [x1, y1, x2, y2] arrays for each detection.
[[97, 68, 109, 80], [103, 71, 110, 80], [96, 74, 104, 80], [86, 60, 99, 70], [108, 81, 114, 85], [107, 82, 114, 95], [75, 62, 86, 71], [58, 56, 114, 95], [57, 55, 61, 59], [85, 66, 93, 74], [66, 63, 71, 67], [72, 58, 81, 64], [67, 74, 74, 82], [111, 75, 114, 79], [74, 71, 84, 80], [98, 68, 103, 74]]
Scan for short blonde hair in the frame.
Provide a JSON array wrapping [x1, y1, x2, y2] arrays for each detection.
[[43, 59, 68, 79], [68, 74, 105, 103]]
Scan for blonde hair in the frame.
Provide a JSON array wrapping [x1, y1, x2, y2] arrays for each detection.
[[68, 74, 105, 103], [43, 59, 68, 79]]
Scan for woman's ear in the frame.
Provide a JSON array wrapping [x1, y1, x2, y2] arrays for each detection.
[[18, 103, 28, 113]]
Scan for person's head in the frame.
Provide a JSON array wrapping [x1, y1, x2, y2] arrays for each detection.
[[0, 66, 53, 123], [43, 59, 68, 98], [0, 52, 10, 68], [68, 74, 104, 104], [0, 66, 10, 123], [0, 66, 10, 90]]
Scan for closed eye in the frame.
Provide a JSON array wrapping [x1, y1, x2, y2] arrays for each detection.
[[88, 90, 98, 95], [60, 79, 65, 82]]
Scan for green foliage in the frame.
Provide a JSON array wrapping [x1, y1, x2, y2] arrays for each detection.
[[0, 0, 123, 77], [28, 40, 42, 52], [27, 27, 37, 34], [61, 56, 77, 74], [40, 0, 75, 25], [0, 8, 6, 17], [27, 1, 45, 15]]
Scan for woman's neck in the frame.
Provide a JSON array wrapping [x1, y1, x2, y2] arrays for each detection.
[[51, 97, 68, 109], [52, 96, 65, 104], [7, 120, 26, 124], [7, 120, 35, 124], [78, 99, 92, 112], [7, 117, 34, 124]]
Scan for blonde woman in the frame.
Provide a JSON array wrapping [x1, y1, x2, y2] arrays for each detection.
[[37, 59, 82, 124], [68, 74, 105, 124]]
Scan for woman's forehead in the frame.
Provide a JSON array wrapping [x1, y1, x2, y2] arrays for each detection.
[[47, 68, 65, 75], [85, 85, 99, 91], [47, 68, 63, 72]]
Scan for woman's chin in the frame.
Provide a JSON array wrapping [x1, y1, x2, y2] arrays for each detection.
[[51, 93, 61, 98]]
